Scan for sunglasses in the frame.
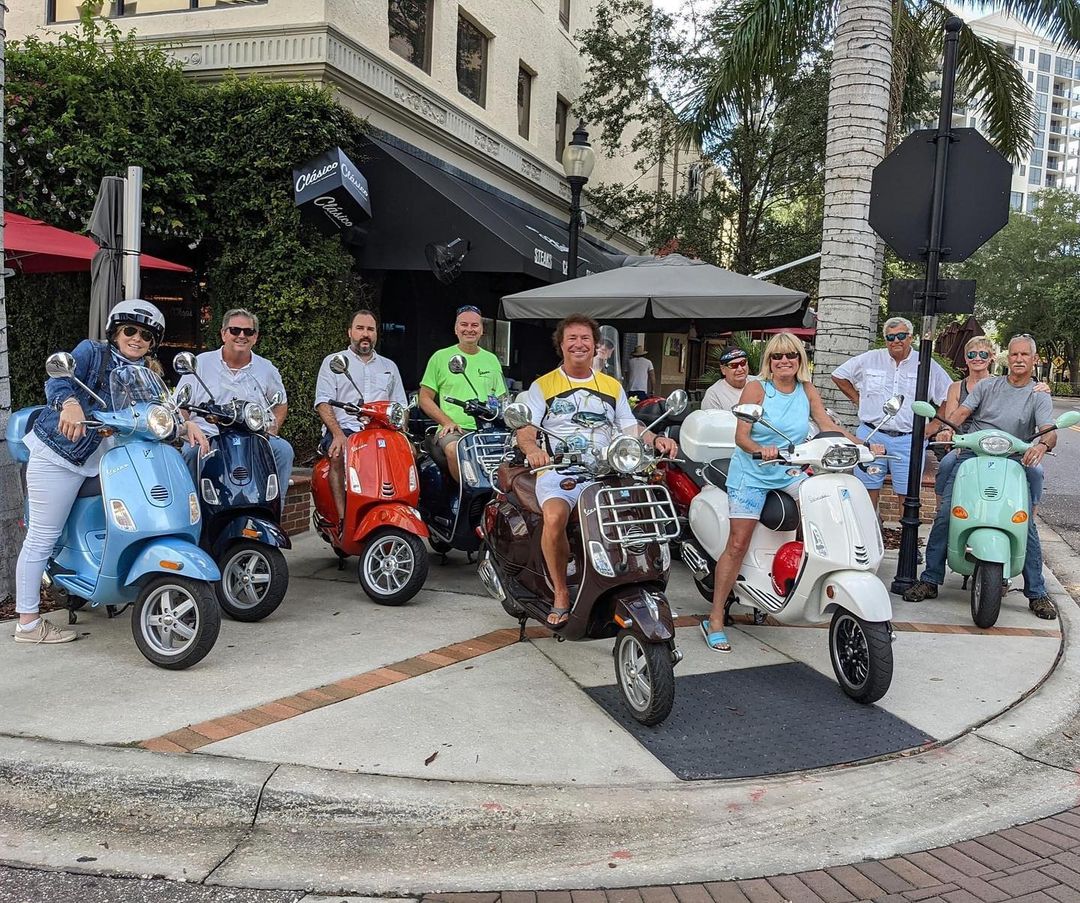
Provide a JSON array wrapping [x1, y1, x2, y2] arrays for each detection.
[[966, 350, 991, 360], [119, 324, 154, 343], [770, 351, 800, 362], [723, 359, 749, 368], [885, 332, 910, 343], [225, 326, 257, 337], [456, 305, 482, 317]]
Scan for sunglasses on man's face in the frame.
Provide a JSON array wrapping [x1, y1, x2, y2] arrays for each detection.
[[226, 326, 257, 337], [966, 350, 991, 360], [885, 332, 910, 343], [119, 324, 154, 343], [770, 351, 800, 362], [723, 359, 748, 368]]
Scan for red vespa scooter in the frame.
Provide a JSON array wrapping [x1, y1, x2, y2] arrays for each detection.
[[311, 355, 429, 605]]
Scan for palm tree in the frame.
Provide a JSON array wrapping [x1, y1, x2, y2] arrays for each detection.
[[681, 0, 1080, 408]]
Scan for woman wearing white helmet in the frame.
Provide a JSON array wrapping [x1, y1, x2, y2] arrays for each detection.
[[12, 300, 208, 646]]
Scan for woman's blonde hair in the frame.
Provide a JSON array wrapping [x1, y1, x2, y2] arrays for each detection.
[[965, 335, 994, 354], [759, 332, 811, 383]]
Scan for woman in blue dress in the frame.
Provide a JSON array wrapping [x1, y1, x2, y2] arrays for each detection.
[[701, 332, 870, 653]]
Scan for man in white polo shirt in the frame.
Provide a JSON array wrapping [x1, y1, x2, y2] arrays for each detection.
[[178, 307, 293, 494], [314, 308, 407, 525], [832, 316, 951, 513]]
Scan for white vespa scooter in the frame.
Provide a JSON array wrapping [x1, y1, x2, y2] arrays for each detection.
[[680, 397, 903, 704]]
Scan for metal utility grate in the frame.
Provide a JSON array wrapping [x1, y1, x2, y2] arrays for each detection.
[[595, 484, 679, 548]]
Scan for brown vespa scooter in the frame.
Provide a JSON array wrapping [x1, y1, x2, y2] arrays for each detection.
[[476, 394, 687, 725]]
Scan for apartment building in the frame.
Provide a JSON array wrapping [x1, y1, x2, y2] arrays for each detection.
[[966, 12, 1080, 214], [12, 0, 659, 381]]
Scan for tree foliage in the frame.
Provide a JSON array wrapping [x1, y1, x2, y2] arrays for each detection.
[[5, 14, 368, 448]]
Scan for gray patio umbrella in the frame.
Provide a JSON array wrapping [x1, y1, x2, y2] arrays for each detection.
[[500, 253, 810, 333], [87, 175, 125, 340]]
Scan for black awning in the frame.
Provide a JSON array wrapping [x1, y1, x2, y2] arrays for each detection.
[[354, 135, 614, 282]]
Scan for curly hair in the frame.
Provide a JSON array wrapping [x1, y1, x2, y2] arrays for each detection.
[[552, 314, 600, 354]]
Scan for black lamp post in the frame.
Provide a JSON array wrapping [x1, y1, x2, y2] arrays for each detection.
[[561, 120, 596, 280]]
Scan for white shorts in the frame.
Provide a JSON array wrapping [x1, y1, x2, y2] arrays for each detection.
[[535, 471, 589, 509]]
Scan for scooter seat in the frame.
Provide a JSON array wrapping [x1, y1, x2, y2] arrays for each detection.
[[77, 476, 102, 498], [703, 458, 798, 532], [496, 462, 542, 515], [703, 458, 730, 491]]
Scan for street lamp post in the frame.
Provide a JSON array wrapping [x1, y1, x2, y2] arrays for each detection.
[[561, 120, 596, 280]]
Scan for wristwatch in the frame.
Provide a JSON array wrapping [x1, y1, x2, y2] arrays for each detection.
[[1037, 439, 1050, 450]]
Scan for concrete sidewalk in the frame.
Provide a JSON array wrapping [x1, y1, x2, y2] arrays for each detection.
[[0, 519, 1076, 894]]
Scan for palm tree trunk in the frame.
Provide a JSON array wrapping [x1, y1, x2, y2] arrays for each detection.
[[0, 0, 20, 604], [813, 0, 894, 412]]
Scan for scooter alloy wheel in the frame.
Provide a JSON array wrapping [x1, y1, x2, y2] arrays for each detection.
[[971, 561, 1004, 629], [216, 540, 289, 622], [613, 629, 675, 726], [828, 609, 893, 705], [358, 528, 429, 606], [131, 576, 221, 670]]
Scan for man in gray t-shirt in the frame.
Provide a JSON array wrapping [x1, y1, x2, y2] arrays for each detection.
[[903, 336, 1059, 618]]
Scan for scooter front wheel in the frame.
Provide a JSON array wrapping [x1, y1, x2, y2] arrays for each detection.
[[132, 576, 221, 670], [613, 630, 675, 726], [358, 528, 429, 606], [216, 541, 289, 622], [971, 561, 1004, 629], [829, 609, 893, 704]]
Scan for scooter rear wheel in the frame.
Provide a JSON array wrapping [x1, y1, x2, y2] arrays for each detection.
[[131, 576, 221, 670], [829, 610, 893, 704], [358, 528, 429, 605], [613, 630, 675, 726], [971, 561, 1004, 629], [216, 540, 289, 622]]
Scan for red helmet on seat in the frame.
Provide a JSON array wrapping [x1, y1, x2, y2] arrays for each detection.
[[771, 541, 804, 597]]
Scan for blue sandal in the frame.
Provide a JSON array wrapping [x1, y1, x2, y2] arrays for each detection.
[[700, 618, 732, 653]]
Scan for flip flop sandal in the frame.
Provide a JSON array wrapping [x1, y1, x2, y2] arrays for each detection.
[[546, 606, 571, 627], [700, 618, 732, 653]]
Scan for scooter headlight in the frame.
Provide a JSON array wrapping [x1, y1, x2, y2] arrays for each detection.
[[607, 435, 645, 474], [461, 460, 479, 487], [243, 402, 266, 432], [386, 402, 406, 431], [110, 499, 137, 531], [188, 492, 200, 525], [979, 435, 1012, 455], [588, 541, 615, 578], [821, 445, 860, 471], [145, 403, 176, 440]]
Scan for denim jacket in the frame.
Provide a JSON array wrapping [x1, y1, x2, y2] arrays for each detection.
[[33, 340, 120, 466]]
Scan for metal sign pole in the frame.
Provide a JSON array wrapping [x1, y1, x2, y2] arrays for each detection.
[[891, 16, 963, 595], [122, 165, 143, 300]]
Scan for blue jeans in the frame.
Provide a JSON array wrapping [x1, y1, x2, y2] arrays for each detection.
[[921, 455, 1046, 598], [183, 434, 295, 502]]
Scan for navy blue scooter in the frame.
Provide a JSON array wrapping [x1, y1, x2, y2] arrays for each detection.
[[173, 352, 290, 622], [415, 354, 510, 560]]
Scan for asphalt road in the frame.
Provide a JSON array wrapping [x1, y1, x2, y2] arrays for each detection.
[[1039, 396, 1080, 555]]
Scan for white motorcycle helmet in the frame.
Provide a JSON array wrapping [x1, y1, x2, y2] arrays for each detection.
[[107, 299, 166, 348]]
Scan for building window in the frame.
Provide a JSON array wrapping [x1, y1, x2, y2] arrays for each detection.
[[1016, 45, 1025, 61], [48, 0, 263, 20], [517, 64, 534, 140], [1037, 112, 1047, 130], [1037, 92, 1049, 111], [1032, 149, 1044, 168], [389, 0, 434, 73], [559, 0, 570, 30], [1028, 167, 1043, 185], [1037, 73, 1050, 93], [1039, 52, 1052, 72], [456, 13, 489, 106], [1027, 193, 1040, 213], [555, 96, 570, 163], [1027, 70, 1034, 83], [1010, 191, 1024, 211], [1035, 130, 1046, 148], [1030, 48, 1036, 64]]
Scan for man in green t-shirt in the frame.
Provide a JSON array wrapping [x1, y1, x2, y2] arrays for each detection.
[[419, 305, 507, 484]]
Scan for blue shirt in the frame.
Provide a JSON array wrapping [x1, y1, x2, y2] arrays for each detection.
[[726, 380, 810, 491]]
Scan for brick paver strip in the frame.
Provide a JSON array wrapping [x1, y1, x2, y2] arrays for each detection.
[[639, 889, 679, 903], [501, 894, 537, 903], [930, 848, 994, 878], [954, 842, 1019, 873], [673, 885, 713, 903], [827, 865, 886, 899], [797, 870, 859, 903], [766, 874, 829, 903], [856, 862, 916, 893], [1047, 887, 1080, 903], [975, 835, 1044, 865], [953, 876, 1012, 902], [738, 878, 788, 903], [536, 893, 573, 903]]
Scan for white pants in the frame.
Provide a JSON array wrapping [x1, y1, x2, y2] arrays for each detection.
[[15, 455, 88, 615]]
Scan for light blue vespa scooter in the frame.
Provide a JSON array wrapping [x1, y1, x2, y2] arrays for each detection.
[[6, 353, 222, 669], [913, 400, 1080, 629]]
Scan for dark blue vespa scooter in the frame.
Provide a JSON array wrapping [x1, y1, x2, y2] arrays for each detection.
[[173, 352, 290, 622], [6, 354, 221, 669], [415, 354, 510, 560]]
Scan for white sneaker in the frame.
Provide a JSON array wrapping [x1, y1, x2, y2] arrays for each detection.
[[13, 618, 78, 645]]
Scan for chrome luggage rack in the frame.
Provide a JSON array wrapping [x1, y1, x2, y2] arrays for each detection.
[[594, 484, 679, 548], [466, 429, 512, 479]]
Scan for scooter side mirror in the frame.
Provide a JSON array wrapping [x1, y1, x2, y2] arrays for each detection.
[[329, 353, 350, 375], [1055, 410, 1080, 430], [911, 401, 936, 418], [665, 389, 689, 416], [732, 403, 763, 424], [174, 384, 193, 407], [172, 351, 197, 375], [408, 391, 419, 410], [504, 402, 533, 431], [267, 392, 284, 407], [448, 354, 466, 375], [882, 394, 904, 417], [45, 352, 76, 380]]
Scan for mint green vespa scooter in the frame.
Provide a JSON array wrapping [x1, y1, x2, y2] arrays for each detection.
[[913, 401, 1079, 628]]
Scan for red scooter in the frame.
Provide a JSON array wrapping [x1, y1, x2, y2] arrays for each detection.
[[311, 355, 429, 605]]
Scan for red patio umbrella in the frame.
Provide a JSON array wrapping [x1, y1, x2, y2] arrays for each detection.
[[4, 212, 191, 275]]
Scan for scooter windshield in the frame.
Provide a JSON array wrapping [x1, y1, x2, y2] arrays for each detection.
[[109, 365, 170, 411]]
